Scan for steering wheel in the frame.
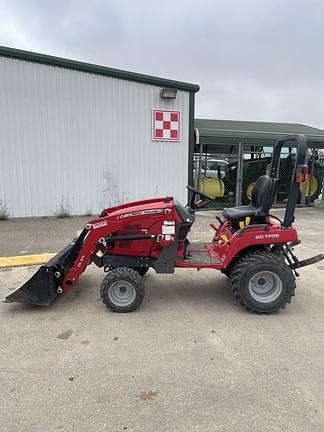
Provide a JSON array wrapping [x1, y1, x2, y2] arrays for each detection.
[[186, 185, 214, 209]]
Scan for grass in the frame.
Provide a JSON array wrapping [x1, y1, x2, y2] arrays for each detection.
[[55, 196, 72, 218], [0, 200, 9, 220]]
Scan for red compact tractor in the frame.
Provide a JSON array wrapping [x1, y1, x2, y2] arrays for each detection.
[[6, 134, 324, 313]]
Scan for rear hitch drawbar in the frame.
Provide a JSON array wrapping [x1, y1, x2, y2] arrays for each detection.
[[290, 253, 324, 270], [283, 243, 324, 276]]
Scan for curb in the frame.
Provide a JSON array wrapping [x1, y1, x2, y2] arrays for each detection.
[[0, 253, 57, 269]]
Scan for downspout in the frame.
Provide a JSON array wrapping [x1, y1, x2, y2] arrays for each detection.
[[195, 128, 202, 189], [187, 91, 196, 194]]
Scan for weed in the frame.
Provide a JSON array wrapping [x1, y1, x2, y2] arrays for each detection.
[[55, 196, 72, 218], [0, 200, 9, 220]]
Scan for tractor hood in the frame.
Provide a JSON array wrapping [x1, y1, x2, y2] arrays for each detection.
[[100, 196, 175, 219]]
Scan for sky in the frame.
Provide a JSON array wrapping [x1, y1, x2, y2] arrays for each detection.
[[1, 0, 324, 128]]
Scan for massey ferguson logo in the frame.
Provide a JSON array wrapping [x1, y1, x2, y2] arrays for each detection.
[[255, 234, 280, 240], [119, 209, 163, 219]]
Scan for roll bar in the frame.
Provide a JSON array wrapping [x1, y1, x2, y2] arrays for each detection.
[[269, 134, 308, 228]]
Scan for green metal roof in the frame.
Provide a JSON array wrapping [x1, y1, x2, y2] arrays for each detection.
[[0, 46, 200, 93], [195, 118, 324, 150]]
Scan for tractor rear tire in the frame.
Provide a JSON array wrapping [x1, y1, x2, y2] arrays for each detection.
[[298, 166, 322, 203], [221, 258, 238, 278], [230, 250, 296, 314], [100, 267, 145, 313], [242, 179, 256, 205], [221, 268, 232, 278]]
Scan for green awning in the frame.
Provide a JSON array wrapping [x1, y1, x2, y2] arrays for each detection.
[[194, 119, 324, 152]]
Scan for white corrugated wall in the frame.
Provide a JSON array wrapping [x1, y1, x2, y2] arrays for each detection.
[[0, 56, 190, 217]]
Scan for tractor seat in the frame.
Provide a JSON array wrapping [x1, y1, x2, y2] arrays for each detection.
[[223, 175, 277, 221]]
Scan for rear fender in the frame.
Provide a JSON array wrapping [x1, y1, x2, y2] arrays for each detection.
[[219, 226, 299, 269]]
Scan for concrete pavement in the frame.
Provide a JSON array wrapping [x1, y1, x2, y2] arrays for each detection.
[[1, 209, 324, 431]]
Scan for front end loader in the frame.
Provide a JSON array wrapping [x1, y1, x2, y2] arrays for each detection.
[[5, 134, 324, 314]]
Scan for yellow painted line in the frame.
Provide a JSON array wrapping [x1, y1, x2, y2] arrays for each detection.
[[0, 253, 57, 269]]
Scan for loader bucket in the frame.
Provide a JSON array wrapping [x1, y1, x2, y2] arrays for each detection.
[[5, 242, 77, 306], [5, 265, 59, 306]]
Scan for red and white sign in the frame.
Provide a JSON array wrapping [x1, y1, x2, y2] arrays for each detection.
[[152, 110, 180, 141]]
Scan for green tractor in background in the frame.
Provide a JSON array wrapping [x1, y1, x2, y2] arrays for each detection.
[[230, 149, 323, 205], [196, 148, 323, 206]]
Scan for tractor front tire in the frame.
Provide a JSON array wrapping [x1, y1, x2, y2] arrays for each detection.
[[230, 250, 296, 314], [133, 267, 149, 276], [100, 267, 145, 313]]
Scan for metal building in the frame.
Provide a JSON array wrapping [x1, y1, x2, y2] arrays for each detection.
[[0, 46, 199, 217]]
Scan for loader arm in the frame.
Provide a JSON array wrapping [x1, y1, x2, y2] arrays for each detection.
[[60, 217, 123, 291]]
